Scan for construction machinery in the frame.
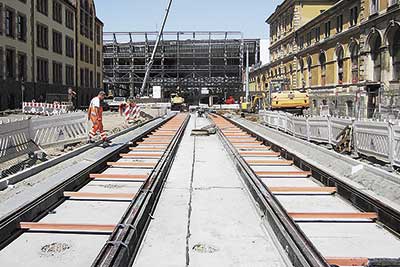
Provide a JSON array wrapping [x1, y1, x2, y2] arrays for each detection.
[[171, 93, 185, 111], [269, 79, 310, 112]]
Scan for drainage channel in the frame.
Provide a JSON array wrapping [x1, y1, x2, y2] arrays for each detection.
[[210, 114, 400, 267], [0, 114, 189, 267]]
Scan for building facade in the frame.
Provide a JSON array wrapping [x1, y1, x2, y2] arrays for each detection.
[[251, 0, 400, 119], [0, 0, 103, 111]]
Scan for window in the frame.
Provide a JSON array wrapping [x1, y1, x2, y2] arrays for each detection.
[[336, 15, 343, 33], [37, 0, 48, 16], [66, 36, 74, 58], [350, 43, 359, 83], [324, 21, 331, 38], [53, 30, 62, 54], [306, 32, 312, 46], [17, 14, 27, 41], [315, 27, 320, 42], [5, 8, 15, 38], [96, 24, 101, 45], [96, 72, 101, 87], [299, 36, 304, 49], [66, 9, 74, 29], [0, 48, 3, 79], [96, 50, 101, 66], [17, 53, 27, 81], [80, 1, 94, 40], [336, 46, 344, 84], [53, 61, 62, 84], [37, 58, 49, 82], [66, 65, 74, 85], [80, 43, 84, 61], [350, 6, 358, 26], [80, 68, 84, 86], [85, 45, 89, 63], [0, 4, 3, 35], [85, 68, 89, 87], [319, 52, 327, 86], [307, 56, 312, 87], [5, 49, 15, 79], [89, 48, 93, 64], [370, 0, 378, 14], [89, 70, 93, 87], [53, 1, 62, 23], [37, 24, 49, 49]]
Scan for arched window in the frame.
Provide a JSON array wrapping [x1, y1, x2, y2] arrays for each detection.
[[319, 52, 327, 86], [387, 25, 400, 80], [299, 58, 305, 88], [349, 42, 359, 83], [307, 56, 312, 87], [369, 32, 382, 81], [336, 46, 344, 84]]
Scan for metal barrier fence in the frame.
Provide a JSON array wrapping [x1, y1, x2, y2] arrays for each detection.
[[0, 112, 87, 163], [261, 110, 400, 168], [22, 102, 71, 115]]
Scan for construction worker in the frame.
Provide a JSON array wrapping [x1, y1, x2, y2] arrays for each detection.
[[88, 91, 110, 145]]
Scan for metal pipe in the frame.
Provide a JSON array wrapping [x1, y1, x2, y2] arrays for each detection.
[[140, 0, 173, 96], [245, 44, 250, 102]]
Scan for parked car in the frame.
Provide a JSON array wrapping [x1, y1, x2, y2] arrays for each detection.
[[108, 97, 126, 112]]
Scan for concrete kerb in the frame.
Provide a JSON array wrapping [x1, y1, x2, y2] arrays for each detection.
[[0, 114, 172, 191]]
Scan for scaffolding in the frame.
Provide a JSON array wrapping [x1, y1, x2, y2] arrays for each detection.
[[103, 31, 260, 100]]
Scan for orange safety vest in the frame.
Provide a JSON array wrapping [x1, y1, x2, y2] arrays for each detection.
[[88, 97, 103, 122]]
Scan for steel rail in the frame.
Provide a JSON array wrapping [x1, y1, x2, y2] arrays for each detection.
[[212, 115, 329, 267], [226, 116, 400, 236], [0, 114, 177, 250], [91, 114, 190, 267]]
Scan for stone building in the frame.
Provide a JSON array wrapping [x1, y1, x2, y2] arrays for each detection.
[[251, 0, 400, 119], [0, 0, 103, 111]]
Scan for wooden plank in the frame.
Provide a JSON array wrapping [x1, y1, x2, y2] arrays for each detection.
[[268, 187, 336, 193], [107, 162, 156, 168], [139, 141, 170, 145], [289, 212, 378, 219], [247, 160, 293, 166], [236, 146, 269, 149], [255, 171, 312, 177], [230, 141, 262, 144], [89, 174, 148, 180], [19, 222, 116, 232], [129, 147, 165, 151], [64, 192, 135, 199], [325, 257, 369, 266]]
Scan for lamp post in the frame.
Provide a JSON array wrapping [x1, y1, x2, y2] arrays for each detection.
[[21, 78, 25, 108]]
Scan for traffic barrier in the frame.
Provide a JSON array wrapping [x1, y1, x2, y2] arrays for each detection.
[[393, 124, 400, 167], [308, 116, 330, 143], [261, 111, 400, 168], [0, 112, 87, 163], [22, 102, 70, 115]]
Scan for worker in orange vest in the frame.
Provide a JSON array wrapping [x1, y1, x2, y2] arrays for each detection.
[[88, 91, 110, 145]]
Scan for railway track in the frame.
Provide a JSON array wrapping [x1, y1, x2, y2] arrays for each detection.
[[210, 113, 400, 267], [0, 113, 189, 267]]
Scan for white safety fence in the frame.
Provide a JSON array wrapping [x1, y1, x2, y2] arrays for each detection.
[[261, 110, 400, 168], [22, 102, 71, 115], [0, 112, 87, 163]]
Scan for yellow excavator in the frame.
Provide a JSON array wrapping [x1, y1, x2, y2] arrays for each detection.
[[171, 93, 185, 111], [241, 93, 268, 113]]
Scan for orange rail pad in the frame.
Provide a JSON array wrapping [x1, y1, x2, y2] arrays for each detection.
[[289, 212, 378, 219], [255, 171, 312, 177], [120, 153, 162, 158], [247, 160, 293, 166], [89, 174, 148, 180], [268, 187, 336, 193], [107, 162, 156, 168], [20, 222, 116, 232], [64, 192, 135, 199], [240, 152, 280, 156], [325, 257, 369, 266]]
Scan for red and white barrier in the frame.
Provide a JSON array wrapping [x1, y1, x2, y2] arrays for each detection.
[[22, 102, 70, 115], [123, 105, 141, 122]]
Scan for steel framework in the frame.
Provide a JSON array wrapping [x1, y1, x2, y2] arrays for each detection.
[[103, 31, 260, 99]]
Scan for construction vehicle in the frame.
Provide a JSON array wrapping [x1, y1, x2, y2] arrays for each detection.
[[170, 93, 185, 111], [269, 79, 310, 112], [241, 93, 268, 113]]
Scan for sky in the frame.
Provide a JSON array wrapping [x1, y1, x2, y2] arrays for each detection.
[[95, 0, 280, 39]]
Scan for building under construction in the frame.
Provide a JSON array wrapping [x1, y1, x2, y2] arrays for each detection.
[[103, 31, 260, 102]]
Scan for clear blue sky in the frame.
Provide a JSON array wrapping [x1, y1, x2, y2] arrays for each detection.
[[95, 0, 280, 39]]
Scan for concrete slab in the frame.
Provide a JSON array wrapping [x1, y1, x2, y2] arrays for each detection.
[[298, 222, 400, 258], [0, 232, 108, 267], [135, 115, 290, 267], [40, 199, 130, 225], [261, 178, 321, 187], [79, 180, 142, 194]]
